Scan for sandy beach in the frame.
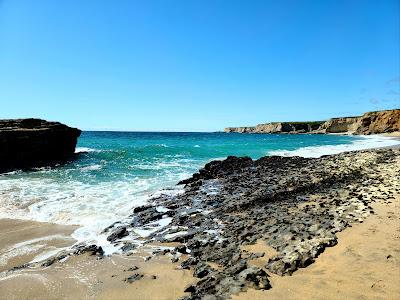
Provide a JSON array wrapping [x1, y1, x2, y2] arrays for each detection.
[[1, 0, 399, 297], [0, 219, 195, 300], [1, 196, 398, 299]]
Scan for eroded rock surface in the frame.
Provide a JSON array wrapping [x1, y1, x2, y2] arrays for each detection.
[[0, 118, 81, 171], [104, 148, 400, 299], [224, 109, 400, 135], [318, 109, 400, 134], [9, 149, 398, 299]]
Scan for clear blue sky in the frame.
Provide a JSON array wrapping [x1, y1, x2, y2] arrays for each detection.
[[1, 0, 399, 131]]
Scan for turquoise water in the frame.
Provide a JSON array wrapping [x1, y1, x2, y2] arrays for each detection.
[[0, 131, 398, 248], [74, 131, 360, 183]]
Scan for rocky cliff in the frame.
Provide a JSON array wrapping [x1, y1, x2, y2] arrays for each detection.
[[224, 121, 324, 134], [224, 109, 400, 135], [0, 119, 81, 171], [318, 109, 400, 134]]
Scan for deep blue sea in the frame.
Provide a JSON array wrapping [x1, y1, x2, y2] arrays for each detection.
[[0, 131, 398, 249]]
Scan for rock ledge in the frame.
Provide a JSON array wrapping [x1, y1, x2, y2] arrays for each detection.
[[0, 118, 81, 171]]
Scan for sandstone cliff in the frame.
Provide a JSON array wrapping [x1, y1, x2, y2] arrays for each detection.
[[224, 121, 324, 134], [0, 118, 81, 171], [224, 109, 400, 135], [318, 109, 400, 134]]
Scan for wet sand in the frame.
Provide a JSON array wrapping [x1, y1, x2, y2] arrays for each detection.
[[0, 219, 195, 300], [0, 219, 76, 273], [0, 252, 195, 300]]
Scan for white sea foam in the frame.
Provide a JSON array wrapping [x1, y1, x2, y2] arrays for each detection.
[[0, 179, 153, 254], [80, 164, 102, 171], [31, 247, 70, 264], [75, 147, 101, 153], [0, 235, 70, 266], [0, 167, 191, 256], [164, 230, 188, 239], [269, 135, 400, 158], [133, 217, 172, 238]]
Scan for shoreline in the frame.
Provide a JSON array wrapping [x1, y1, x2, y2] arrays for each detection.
[[1, 133, 398, 252], [1, 147, 399, 299]]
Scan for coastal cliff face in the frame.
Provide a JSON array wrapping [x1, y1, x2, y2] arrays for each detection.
[[0, 118, 81, 171], [318, 109, 400, 134], [225, 121, 323, 134], [224, 109, 400, 135]]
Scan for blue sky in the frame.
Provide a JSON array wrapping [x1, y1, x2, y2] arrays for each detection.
[[1, 0, 399, 131]]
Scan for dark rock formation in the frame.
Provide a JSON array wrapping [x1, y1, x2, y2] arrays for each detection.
[[104, 148, 400, 299], [0, 118, 81, 171]]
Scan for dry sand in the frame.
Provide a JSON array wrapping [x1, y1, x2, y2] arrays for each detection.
[[232, 196, 400, 300]]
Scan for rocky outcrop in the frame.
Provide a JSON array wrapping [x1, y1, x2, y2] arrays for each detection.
[[316, 116, 360, 133], [0, 118, 81, 171], [318, 109, 400, 134], [102, 148, 400, 299], [224, 109, 400, 135], [224, 126, 256, 133], [224, 121, 323, 134]]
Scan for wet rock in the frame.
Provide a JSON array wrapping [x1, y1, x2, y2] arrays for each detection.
[[176, 245, 189, 254], [133, 205, 153, 213], [107, 226, 128, 242], [41, 257, 57, 267], [73, 244, 104, 256], [120, 242, 137, 252]]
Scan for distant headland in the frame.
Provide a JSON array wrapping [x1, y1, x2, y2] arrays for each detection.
[[224, 109, 400, 135]]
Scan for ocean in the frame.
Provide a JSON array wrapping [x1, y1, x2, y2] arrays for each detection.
[[0, 131, 399, 251]]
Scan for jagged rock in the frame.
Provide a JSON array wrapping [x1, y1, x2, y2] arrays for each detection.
[[237, 266, 271, 289], [107, 226, 128, 242], [110, 148, 400, 299], [73, 244, 104, 256]]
